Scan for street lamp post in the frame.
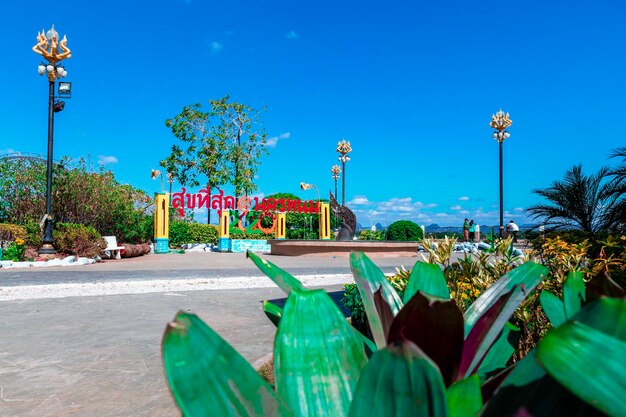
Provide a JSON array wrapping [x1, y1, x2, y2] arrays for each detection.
[[489, 109, 512, 238], [32, 25, 71, 254], [166, 172, 175, 196], [336, 139, 352, 206], [331, 165, 341, 199]]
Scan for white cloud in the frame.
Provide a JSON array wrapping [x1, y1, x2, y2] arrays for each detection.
[[0, 148, 17, 155], [458, 196, 470, 201], [286, 30, 300, 40], [514, 207, 524, 212], [266, 132, 291, 148], [98, 155, 118, 165], [450, 205, 462, 210], [349, 196, 370, 205], [210, 41, 223, 53]]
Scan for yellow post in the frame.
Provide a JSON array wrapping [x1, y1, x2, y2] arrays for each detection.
[[276, 212, 286, 239], [319, 203, 331, 240], [154, 193, 170, 253], [218, 210, 231, 252]]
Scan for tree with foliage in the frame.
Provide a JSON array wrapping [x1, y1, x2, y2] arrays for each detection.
[[386, 220, 424, 241], [161, 96, 268, 223], [210, 95, 268, 196], [0, 156, 153, 244], [161, 104, 230, 224], [526, 164, 621, 236]]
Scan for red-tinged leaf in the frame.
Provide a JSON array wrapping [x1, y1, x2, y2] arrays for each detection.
[[464, 262, 547, 336], [457, 285, 527, 379], [350, 251, 404, 348], [387, 292, 464, 386], [586, 270, 626, 302], [374, 288, 394, 338]]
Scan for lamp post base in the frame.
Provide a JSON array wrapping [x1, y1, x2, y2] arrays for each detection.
[[39, 243, 57, 254]]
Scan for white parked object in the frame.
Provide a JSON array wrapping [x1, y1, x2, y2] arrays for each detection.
[[103, 236, 125, 260]]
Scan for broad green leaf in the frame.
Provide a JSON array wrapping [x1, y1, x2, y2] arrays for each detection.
[[349, 341, 448, 417], [537, 321, 626, 417], [275, 289, 367, 417], [562, 270, 585, 318], [263, 300, 282, 327], [483, 298, 626, 417], [247, 251, 305, 294], [458, 285, 527, 379], [350, 251, 404, 348], [539, 290, 566, 327], [464, 262, 547, 336], [162, 312, 293, 417], [446, 375, 482, 417], [571, 297, 626, 340], [480, 350, 604, 417], [350, 251, 404, 315], [388, 292, 464, 386], [404, 261, 450, 303], [477, 322, 519, 381]]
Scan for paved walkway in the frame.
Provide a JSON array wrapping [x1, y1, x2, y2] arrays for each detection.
[[0, 251, 425, 417]]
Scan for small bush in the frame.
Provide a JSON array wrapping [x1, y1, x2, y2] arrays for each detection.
[[0, 223, 27, 242], [386, 220, 423, 241], [53, 223, 106, 257], [188, 223, 219, 244], [169, 221, 191, 247], [358, 230, 386, 240], [23, 221, 42, 248], [170, 221, 219, 247]]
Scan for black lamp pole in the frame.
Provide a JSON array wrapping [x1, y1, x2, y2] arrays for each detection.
[[40, 80, 56, 253], [490, 109, 512, 238], [33, 25, 71, 254], [336, 140, 352, 207], [498, 140, 504, 238]]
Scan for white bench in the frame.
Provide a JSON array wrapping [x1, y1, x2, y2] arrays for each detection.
[[103, 236, 125, 260]]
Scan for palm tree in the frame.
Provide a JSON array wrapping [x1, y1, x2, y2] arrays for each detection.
[[606, 147, 626, 232], [526, 164, 621, 235]]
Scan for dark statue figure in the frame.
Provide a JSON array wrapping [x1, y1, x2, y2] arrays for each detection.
[[330, 192, 356, 241]]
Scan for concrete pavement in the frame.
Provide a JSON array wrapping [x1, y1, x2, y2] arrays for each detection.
[[0, 251, 423, 416]]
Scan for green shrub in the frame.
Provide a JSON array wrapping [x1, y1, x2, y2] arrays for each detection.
[[1, 239, 26, 261], [22, 221, 42, 247], [169, 221, 191, 247], [358, 230, 385, 240], [386, 220, 423, 241], [170, 222, 219, 247], [0, 223, 27, 242], [188, 223, 219, 244], [53, 223, 106, 257]]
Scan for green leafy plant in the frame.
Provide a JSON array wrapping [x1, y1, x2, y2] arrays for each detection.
[[1, 238, 26, 261], [358, 230, 386, 240], [0, 223, 27, 242], [53, 223, 106, 257], [160, 251, 626, 417], [386, 220, 423, 241]]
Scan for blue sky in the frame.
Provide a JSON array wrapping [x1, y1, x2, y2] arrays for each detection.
[[1, 0, 625, 227]]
